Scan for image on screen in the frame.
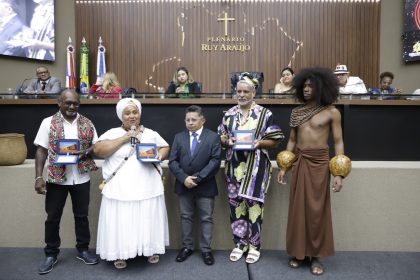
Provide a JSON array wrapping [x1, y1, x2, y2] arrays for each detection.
[[0, 0, 55, 61]]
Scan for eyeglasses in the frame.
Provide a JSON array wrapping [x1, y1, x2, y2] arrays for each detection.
[[64, 101, 80, 107], [36, 71, 49, 75]]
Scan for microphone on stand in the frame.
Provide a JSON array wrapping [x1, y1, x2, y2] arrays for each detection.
[[130, 125, 137, 146], [17, 77, 36, 94]]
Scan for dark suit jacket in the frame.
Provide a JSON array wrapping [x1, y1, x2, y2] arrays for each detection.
[[25, 76, 62, 94], [0, 15, 25, 56], [169, 128, 221, 197], [165, 81, 201, 96]]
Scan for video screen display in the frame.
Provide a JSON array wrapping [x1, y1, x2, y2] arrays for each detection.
[[0, 0, 55, 61], [403, 0, 420, 62]]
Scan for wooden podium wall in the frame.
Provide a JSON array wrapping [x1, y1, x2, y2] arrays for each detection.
[[75, 0, 380, 93]]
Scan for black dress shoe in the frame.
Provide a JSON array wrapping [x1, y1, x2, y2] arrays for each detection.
[[202, 251, 215, 265], [176, 248, 193, 262], [76, 250, 100, 265], [38, 256, 57, 274]]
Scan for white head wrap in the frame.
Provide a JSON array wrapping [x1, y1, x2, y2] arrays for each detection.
[[116, 98, 142, 121]]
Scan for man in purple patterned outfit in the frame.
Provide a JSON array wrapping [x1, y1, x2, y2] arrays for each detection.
[[218, 73, 284, 264]]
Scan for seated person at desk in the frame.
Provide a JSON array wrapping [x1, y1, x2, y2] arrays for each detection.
[[165, 67, 201, 98], [370, 71, 402, 95], [274, 67, 296, 95], [89, 72, 122, 99], [334, 64, 367, 94], [24, 66, 61, 95]]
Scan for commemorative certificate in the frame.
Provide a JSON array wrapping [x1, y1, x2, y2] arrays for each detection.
[[54, 139, 80, 164], [233, 130, 255, 150], [136, 143, 161, 163]]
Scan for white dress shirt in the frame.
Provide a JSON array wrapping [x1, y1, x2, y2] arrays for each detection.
[[339, 76, 368, 94], [34, 113, 98, 185], [190, 126, 203, 149]]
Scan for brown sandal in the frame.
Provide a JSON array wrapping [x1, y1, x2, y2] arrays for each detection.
[[288, 257, 306, 268], [310, 257, 325, 276]]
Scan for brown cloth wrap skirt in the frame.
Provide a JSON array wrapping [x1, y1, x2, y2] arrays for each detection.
[[286, 146, 335, 259]]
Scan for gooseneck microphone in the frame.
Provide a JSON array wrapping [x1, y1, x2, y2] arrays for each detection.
[[130, 125, 137, 146], [17, 77, 37, 93]]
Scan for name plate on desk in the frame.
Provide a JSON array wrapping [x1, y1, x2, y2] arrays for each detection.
[[54, 139, 80, 165], [233, 130, 255, 150], [136, 143, 160, 163]]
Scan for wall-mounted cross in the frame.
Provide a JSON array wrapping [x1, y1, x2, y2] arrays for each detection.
[[217, 12, 235, 36]]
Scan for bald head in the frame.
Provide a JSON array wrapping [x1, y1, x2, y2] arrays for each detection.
[[35, 66, 51, 81], [59, 89, 79, 102], [58, 89, 80, 121]]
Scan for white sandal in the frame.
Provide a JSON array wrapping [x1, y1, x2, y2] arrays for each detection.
[[147, 254, 159, 264], [245, 248, 260, 264], [229, 248, 244, 262], [113, 259, 127, 269]]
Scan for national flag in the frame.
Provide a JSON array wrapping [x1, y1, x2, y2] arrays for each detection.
[[65, 37, 76, 89], [96, 36, 106, 79], [79, 37, 90, 94]]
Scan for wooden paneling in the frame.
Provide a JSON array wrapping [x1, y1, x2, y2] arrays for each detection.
[[75, 0, 380, 93]]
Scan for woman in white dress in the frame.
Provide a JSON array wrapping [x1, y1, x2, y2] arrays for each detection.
[[94, 98, 169, 269]]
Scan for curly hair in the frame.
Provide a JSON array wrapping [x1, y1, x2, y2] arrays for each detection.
[[379, 71, 394, 81], [293, 67, 339, 105]]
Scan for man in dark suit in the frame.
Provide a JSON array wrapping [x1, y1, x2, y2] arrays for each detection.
[[24, 66, 62, 96], [169, 105, 221, 265], [0, 0, 25, 57]]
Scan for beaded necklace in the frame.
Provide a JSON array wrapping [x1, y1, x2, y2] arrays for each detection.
[[290, 104, 328, 127], [236, 102, 255, 127]]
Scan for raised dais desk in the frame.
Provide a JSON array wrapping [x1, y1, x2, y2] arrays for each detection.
[[1, 94, 420, 160]]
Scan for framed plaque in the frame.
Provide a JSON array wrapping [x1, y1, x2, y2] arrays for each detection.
[[233, 130, 255, 150], [54, 139, 80, 164], [136, 143, 160, 163]]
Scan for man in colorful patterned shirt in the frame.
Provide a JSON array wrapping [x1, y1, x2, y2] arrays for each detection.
[[218, 72, 284, 264], [34, 89, 99, 274]]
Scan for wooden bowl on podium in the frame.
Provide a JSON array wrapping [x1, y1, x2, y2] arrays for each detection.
[[0, 133, 27, 166]]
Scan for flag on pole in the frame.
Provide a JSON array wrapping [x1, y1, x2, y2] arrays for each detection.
[[65, 37, 76, 89], [79, 37, 90, 94], [96, 36, 106, 79]]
